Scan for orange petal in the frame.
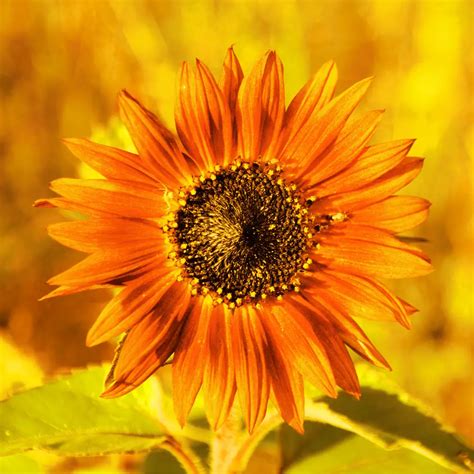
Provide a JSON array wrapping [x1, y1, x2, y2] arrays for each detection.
[[266, 346, 305, 433], [48, 245, 164, 289], [305, 269, 411, 328], [220, 47, 244, 120], [263, 302, 338, 398], [236, 51, 285, 161], [176, 61, 232, 170], [316, 139, 415, 196], [172, 296, 213, 426], [118, 90, 191, 188], [312, 156, 424, 214], [231, 306, 270, 433], [300, 110, 384, 186], [291, 300, 360, 396], [50, 178, 166, 219], [280, 60, 337, 156], [47, 217, 161, 254], [280, 77, 372, 170], [351, 196, 431, 233], [101, 330, 179, 399], [202, 305, 236, 430], [315, 223, 432, 279], [86, 264, 177, 346], [62, 138, 158, 185], [114, 281, 190, 378], [39, 283, 115, 301], [260, 52, 285, 160], [300, 294, 390, 370], [34, 197, 110, 217]]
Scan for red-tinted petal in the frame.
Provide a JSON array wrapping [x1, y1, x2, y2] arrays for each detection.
[[316, 139, 415, 196], [50, 178, 166, 219], [300, 110, 384, 187], [114, 281, 190, 377], [172, 296, 213, 426], [280, 60, 338, 154], [351, 196, 431, 233], [280, 78, 372, 169], [47, 217, 161, 254], [86, 264, 177, 346], [231, 306, 270, 433], [62, 138, 158, 185], [119, 90, 191, 187], [237, 51, 285, 161], [262, 302, 337, 397], [315, 224, 432, 279], [313, 157, 424, 213], [203, 305, 236, 430]]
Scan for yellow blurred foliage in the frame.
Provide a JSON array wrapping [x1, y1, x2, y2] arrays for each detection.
[[0, 0, 472, 455]]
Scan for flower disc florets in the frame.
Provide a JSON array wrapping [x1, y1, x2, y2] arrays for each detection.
[[165, 161, 313, 305]]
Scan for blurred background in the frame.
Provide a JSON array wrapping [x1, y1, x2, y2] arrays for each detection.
[[0, 0, 472, 471]]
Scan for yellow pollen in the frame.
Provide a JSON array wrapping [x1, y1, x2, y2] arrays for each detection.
[[331, 212, 347, 222]]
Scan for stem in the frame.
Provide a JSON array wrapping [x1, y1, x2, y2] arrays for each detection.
[[228, 414, 282, 473], [210, 406, 243, 474], [162, 436, 206, 474]]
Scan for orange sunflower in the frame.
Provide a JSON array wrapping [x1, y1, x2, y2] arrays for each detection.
[[36, 48, 432, 433]]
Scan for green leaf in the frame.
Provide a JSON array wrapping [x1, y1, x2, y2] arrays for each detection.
[[281, 422, 449, 474], [0, 365, 167, 456], [304, 365, 474, 472]]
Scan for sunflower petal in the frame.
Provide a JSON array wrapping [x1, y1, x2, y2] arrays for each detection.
[[263, 302, 337, 398], [50, 178, 166, 218], [172, 297, 213, 426], [316, 139, 415, 196], [118, 90, 190, 187], [351, 195, 431, 233], [281, 60, 338, 152], [48, 245, 163, 288], [237, 51, 285, 161], [86, 265, 177, 346], [47, 217, 161, 253], [62, 138, 158, 185], [267, 347, 305, 433], [301, 110, 384, 187], [231, 306, 270, 433], [221, 47, 244, 118], [313, 157, 424, 213], [203, 305, 236, 430], [114, 281, 190, 377], [315, 224, 432, 279], [301, 294, 390, 370], [291, 299, 360, 396], [305, 269, 411, 328], [101, 332, 178, 399], [280, 77, 372, 168]]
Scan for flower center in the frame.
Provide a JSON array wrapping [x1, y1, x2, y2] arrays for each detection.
[[168, 162, 312, 305]]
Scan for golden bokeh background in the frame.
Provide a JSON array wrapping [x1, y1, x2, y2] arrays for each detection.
[[0, 0, 472, 466]]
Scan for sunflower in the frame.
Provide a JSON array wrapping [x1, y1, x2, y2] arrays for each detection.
[[36, 48, 432, 433]]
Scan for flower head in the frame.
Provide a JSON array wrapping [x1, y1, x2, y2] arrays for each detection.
[[36, 48, 432, 433]]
